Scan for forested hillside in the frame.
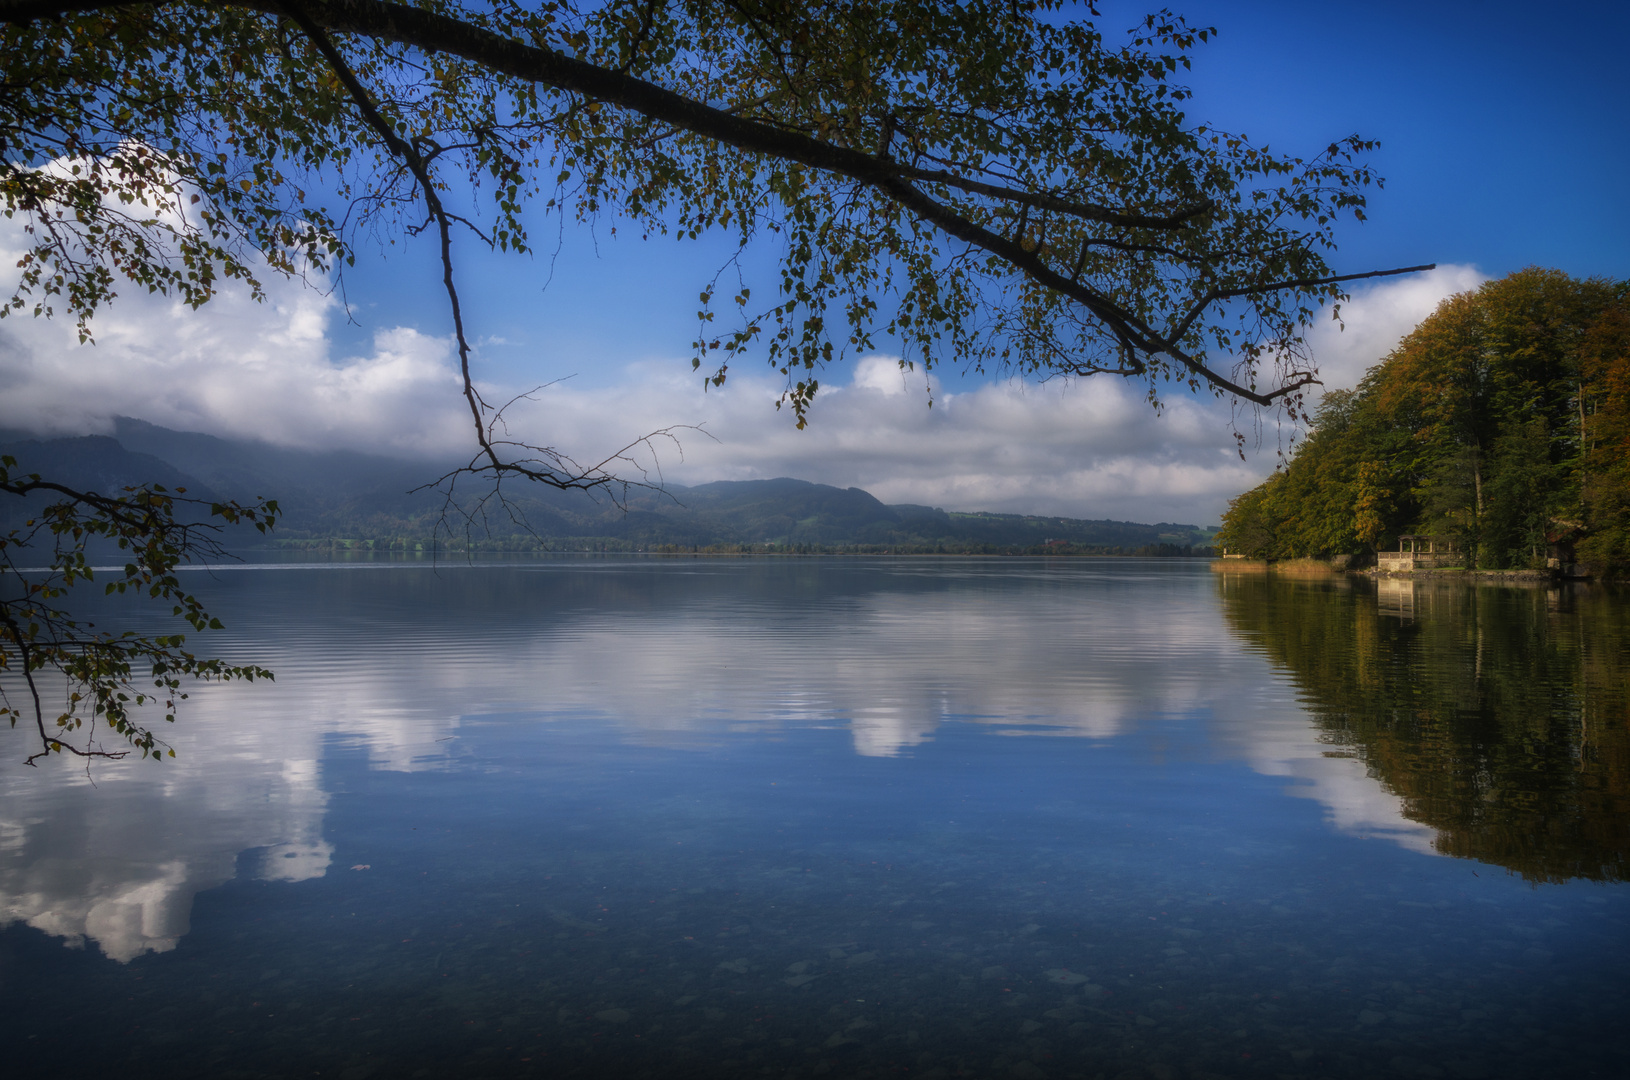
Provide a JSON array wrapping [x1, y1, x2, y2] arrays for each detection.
[[0, 422, 1212, 555], [1217, 268, 1630, 571]]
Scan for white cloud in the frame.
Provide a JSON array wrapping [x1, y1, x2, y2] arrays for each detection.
[[500, 358, 1264, 523], [0, 214, 1484, 523], [1303, 264, 1487, 393], [0, 282, 472, 459]]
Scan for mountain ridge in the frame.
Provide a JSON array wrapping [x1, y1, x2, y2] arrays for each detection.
[[2, 420, 1216, 554]]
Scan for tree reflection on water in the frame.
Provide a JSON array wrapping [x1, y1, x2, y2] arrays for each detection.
[[1217, 569, 1630, 883]]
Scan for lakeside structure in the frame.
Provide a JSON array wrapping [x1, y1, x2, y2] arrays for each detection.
[[1376, 535, 1462, 573]]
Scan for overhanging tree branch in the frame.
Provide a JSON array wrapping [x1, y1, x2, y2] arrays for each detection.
[[0, 0, 1425, 405], [244, 0, 1429, 405], [1, 0, 1431, 413], [1, 456, 278, 762], [277, 0, 670, 494]]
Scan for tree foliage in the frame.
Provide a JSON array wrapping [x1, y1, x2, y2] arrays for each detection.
[[0, 0, 1422, 759], [0, 457, 277, 763], [1217, 268, 1630, 571], [1, 0, 1417, 431]]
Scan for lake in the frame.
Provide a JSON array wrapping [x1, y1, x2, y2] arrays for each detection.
[[1, 557, 1625, 1079]]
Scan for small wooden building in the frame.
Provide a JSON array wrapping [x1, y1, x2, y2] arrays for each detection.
[[1545, 520, 1585, 575], [1376, 535, 1461, 572]]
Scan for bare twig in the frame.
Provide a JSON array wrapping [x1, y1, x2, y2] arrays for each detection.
[[279, 0, 703, 523]]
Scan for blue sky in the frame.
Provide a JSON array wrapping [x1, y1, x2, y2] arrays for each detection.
[[2, 2, 1625, 523], [322, 0, 1628, 384], [1163, 0, 1626, 277]]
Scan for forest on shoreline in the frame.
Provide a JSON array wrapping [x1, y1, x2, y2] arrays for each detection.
[[1217, 269, 1630, 573]]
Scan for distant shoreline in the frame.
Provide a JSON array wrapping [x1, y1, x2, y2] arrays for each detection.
[[258, 539, 1220, 559], [1210, 558, 1606, 583]]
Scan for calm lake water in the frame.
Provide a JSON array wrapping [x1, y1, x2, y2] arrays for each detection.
[[1, 557, 1625, 1079]]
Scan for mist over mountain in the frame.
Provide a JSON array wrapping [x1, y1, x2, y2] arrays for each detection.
[[1, 420, 1215, 553]]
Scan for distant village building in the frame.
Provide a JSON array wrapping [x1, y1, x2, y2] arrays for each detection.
[[1376, 535, 1461, 573]]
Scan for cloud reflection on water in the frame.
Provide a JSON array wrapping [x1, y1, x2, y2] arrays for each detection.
[[0, 752, 334, 961], [1, 559, 1435, 960]]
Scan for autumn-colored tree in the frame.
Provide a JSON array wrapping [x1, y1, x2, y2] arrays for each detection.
[[1578, 296, 1630, 570], [1216, 477, 1283, 559], [1351, 460, 1393, 550], [1221, 268, 1628, 571]]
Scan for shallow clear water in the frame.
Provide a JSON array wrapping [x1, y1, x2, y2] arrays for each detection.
[[1, 558, 1625, 1079]]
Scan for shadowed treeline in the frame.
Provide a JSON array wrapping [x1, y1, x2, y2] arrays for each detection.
[[1217, 570, 1630, 882]]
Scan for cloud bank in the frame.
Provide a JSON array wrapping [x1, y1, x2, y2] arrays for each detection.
[[0, 239, 1483, 522]]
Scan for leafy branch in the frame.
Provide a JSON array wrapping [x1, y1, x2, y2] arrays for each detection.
[[0, 455, 277, 763], [1, 0, 1433, 425]]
